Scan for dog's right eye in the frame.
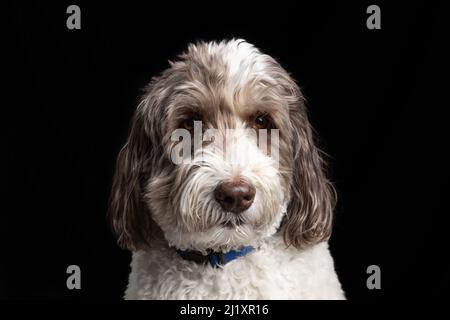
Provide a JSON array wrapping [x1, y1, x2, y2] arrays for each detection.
[[181, 113, 202, 131]]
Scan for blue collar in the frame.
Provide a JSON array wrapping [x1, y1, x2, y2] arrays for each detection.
[[177, 246, 255, 268]]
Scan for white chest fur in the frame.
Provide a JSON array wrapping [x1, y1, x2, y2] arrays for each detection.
[[125, 237, 345, 300]]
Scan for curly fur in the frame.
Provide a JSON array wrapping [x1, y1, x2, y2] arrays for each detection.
[[109, 39, 344, 299]]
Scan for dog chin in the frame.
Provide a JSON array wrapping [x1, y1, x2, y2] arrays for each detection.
[[164, 226, 258, 253], [222, 217, 245, 228], [162, 207, 286, 253]]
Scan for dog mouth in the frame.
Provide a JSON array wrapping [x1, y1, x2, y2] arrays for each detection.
[[221, 215, 246, 228]]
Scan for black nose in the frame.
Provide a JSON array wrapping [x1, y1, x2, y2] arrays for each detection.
[[214, 179, 256, 214]]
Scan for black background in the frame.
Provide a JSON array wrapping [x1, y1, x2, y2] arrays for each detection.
[[3, 1, 449, 299]]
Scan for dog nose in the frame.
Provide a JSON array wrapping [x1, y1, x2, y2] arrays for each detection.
[[214, 179, 256, 214]]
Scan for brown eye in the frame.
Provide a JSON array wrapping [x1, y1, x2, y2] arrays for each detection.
[[254, 114, 273, 129], [182, 113, 202, 131]]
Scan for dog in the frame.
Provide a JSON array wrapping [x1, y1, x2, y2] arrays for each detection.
[[109, 39, 345, 299]]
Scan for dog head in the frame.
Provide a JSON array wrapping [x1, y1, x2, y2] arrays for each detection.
[[109, 39, 335, 253]]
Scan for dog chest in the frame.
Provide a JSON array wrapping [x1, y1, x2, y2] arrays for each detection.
[[125, 241, 344, 299]]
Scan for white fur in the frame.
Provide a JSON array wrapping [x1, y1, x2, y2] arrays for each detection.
[[125, 236, 345, 300], [113, 39, 344, 300], [150, 120, 285, 254]]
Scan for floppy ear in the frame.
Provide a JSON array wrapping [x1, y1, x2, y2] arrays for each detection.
[[109, 107, 154, 251], [283, 88, 336, 249]]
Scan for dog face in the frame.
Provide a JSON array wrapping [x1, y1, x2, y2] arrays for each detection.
[[109, 39, 335, 252]]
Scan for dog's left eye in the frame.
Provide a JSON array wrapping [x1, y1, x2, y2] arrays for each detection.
[[254, 114, 274, 129]]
